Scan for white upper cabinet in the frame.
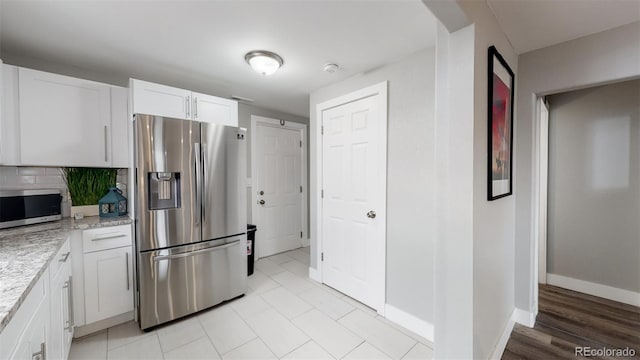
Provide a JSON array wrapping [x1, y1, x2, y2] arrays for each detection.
[[110, 86, 130, 168], [131, 79, 191, 119], [19, 67, 112, 167], [130, 79, 238, 126], [193, 91, 238, 126], [0, 64, 21, 165], [0, 65, 130, 168]]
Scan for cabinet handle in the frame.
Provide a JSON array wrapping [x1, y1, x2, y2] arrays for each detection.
[[104, 125, 108, 162], [194, 97, 198, 119], [186, 96, 191, 118], [58, 252, 70, 263], [63, 276, 74, 331], [125, 252, 130, 290], [32, 342, 46, 360], [91, 233, 126, 241]]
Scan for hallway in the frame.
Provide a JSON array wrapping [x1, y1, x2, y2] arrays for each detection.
[[502, 285, 640, 359]]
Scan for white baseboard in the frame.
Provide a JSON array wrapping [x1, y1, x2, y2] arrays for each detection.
[[384, 304, 434, 342], [513, 307, 535, 327], [489, 309, 515, 360], [74, 311, 134, 338], [308, 266, 321, 282], [547, 273, 640, 307]]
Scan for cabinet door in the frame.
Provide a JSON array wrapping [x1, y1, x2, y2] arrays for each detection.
[[49, 270, 66, 360], [50, 261, 73, 360], [84, 246, 133, 324], [131, 79, 191, 120], [1, 64, 21, 165], [192, 92, 238, 126], [10, 296, 47, 360], [18, 67, 112, 167], [110, 86, 130, 168]]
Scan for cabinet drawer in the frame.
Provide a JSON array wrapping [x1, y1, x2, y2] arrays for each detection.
[[82, 225, 132, 253], [49, 238, 71, 280]]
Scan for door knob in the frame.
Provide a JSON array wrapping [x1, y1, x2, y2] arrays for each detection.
[[367, 210, 376, 219], [259, 199, 266, 205]]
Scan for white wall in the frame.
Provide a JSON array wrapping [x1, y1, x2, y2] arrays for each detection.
[[456, 1, 519, 358], [432, 22, 475, 359], [515, 21, 640, 316], [310, 48, 436, 325], [426, 1, 519, 357], [547, 80, 640, 293]]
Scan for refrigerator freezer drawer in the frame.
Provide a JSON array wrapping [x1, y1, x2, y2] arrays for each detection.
[[138, 236, 247, 330]]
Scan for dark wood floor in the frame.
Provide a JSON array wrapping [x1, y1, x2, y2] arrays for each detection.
[[502, 284, 640, 360]]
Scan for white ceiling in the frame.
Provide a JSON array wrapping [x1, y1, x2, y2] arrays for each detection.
[[487, 0, 640, 54], [0, 1, 437, 118]]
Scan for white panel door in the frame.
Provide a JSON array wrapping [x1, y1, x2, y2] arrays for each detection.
[[193, 92, 238, 126], [83, 246, 133, 324], [131, 79, 191, 119], [19, 67, 112, 167], [321, 95, 381, 309], [255, 124, 303, 257]]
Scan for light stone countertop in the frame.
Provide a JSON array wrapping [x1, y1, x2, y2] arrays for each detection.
[[0, 216, 132, 334]]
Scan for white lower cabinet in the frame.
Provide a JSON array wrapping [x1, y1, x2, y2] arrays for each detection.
[[83, 246, 133, 324], [1, 225, 133, 360], [0, 242, 68, 360], [70, 224, 134, 333]]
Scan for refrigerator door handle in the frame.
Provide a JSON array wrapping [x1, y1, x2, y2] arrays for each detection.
[[153, 239, 240, 261], [194, 142, 202, 226], [202, 143, 207, 220]]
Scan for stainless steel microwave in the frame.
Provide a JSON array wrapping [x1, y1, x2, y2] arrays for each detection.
[[0, 189, 63, 229]]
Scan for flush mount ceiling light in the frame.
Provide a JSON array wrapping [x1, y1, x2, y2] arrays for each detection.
[[245, 50, 284, 76], [323, 63, 339, 73]]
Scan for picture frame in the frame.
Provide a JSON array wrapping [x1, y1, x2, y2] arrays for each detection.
[[487, 45, 514, 201]]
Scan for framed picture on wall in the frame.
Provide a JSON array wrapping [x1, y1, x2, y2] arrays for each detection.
[[487, 45, 515, 201]]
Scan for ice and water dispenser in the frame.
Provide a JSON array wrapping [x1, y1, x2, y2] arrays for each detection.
[[148, 172, 181, 210]]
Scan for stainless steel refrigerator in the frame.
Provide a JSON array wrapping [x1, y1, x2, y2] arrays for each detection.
[[134, 114, 247, 330]]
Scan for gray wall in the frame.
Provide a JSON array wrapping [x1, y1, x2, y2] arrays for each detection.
[[238, 103, 310, 229], [547, 79, 640, 292], [310, 47, 436, 324]]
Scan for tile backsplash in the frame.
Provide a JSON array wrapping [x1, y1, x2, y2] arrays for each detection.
[[0, 166, 129, 218]]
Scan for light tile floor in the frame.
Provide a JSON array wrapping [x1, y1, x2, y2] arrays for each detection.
[[69, 247, 433, 360]]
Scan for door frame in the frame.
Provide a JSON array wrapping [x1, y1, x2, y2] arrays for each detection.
[[314, 81, 388, 314], [250, 115, 308, 259], [535, 97, 549, 287]]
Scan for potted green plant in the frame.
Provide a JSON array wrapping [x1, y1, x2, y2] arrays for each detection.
[[61, 168, 118, 218]]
